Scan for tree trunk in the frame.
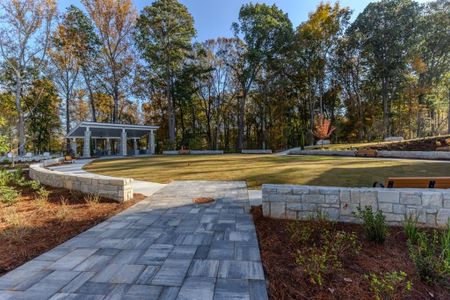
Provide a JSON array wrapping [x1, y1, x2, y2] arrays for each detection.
[[448, 87, 450, 134], [112, 83, 119, 123], [66, 91, 71, 153], [83, 71, 96, 122], [15, 75, 25, 156], [167, 77, 176, 148], [382, 77, 390, 138], [237, 94, 246, 150]]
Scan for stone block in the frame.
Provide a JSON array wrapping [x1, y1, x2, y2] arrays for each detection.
[[267, 195, 287, 202], [426, 213, 437, 227], [322, 208, 339, 220], [319, 188, 339, 195], [325, 195, 339, 205], [286, 210, 297, 220], [360, 191, 377, 210], [437, 209, 450, 226], [378, 191, 400, 203], [406, 207, 426, 223], [292, 187, 310, 195], [302, 194, 325, 204], [286, 202, 302, 211], [340, 202, 359, 216], [444, 199, 450, 209], [262, 202, 270, 216], [393, 204, 406, 215], [270, 202, 286, 218], [400, 192, 422, 205], [378, 203, 393, 213], [422, 192, 442, 208], [350, 190, 361, 204], [276, 187, 292, 195], [340, 190, 351, 202], [384, 213, 404, 223]]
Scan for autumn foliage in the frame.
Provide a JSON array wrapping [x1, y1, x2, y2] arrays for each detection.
[[313, 114, 336, 140]]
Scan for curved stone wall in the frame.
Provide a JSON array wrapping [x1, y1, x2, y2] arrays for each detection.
[[262, 184, 450, 227], [29, 158, 134, 202]]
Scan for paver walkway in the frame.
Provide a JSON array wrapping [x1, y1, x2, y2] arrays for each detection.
[[0, 181, 267, 300]]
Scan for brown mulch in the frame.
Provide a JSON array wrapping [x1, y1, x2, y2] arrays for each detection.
[[363, 136, 450, 152], [251, 206, 450, 300], [0, 185, 144, 275]]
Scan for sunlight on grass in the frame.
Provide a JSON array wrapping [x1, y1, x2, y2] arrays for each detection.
[[85, 155, 450, 189]]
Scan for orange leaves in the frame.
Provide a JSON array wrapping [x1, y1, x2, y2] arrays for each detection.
[[313, 114, 336, 140]]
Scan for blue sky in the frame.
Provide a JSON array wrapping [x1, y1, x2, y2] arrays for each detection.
[[58, 0, 432, 41]]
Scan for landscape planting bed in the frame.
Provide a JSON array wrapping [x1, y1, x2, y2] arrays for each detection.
[[0, 176, 143, 275], [251, 207, 450, 299]]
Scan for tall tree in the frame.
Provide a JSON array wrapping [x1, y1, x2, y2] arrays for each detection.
[[61, 5, 101, 122], [348, 0, 420, 137], [135, 0, 195, 148], [232, 3, 293, 149], [82, 0, 136, 123], [0, 0, 56, 155], [49, 7, 81, 149]]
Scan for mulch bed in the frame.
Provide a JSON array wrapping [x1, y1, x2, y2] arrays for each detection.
[[0, 185, 144, 275], [364, 136, 450, 152], [251, 206, 450, 300]]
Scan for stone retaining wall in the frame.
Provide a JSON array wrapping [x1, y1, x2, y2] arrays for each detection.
[[29, 158, 134, 202], [242, 149, 272, 154], [162, 150, 224, 155], [288, 149, 450, 160], [262, 184, 450, 227]]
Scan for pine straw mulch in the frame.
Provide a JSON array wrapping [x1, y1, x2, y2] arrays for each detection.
[[251, 206, 450, 300], [0, 185, 144, 275]]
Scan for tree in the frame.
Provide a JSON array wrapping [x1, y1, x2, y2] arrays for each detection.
[[232, 3, 293, 149], [135, 0, 195, 148], [59, 5, 101, 122], [82, 0, 136, 123], [23, 78, 61, 153], [348, 0, 420, 137], [49, 7, 81, 149], [0, 0, 56, 155]]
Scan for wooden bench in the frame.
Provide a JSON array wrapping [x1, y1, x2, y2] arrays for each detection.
[[384, 177, 450, 189], [355, 149, 378, 157]]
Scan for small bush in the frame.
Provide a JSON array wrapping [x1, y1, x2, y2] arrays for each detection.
[[441, 222, 450, 268], [365, 271, 412, 300], [9, 168, 26, 186], [56, 197, 70, 220], [28, 180, 41, 191], [288, 221, 313, 245], [408, 230, 450, 284], [355, 206, 388, 244], [0, 185, 19, 205], [404, 214, 419, 244], [295, 228, 360, 285], [84, 193, 101, 206], [37, 187, 50, 202], [0, 169, 10, 186]]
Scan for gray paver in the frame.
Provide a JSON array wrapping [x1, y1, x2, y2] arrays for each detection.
[[0, 181, 267, 299]]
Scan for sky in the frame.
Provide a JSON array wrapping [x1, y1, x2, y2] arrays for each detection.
[[58, 0, 432, 42]]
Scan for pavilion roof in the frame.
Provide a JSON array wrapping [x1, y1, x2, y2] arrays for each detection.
[[66, 122, 159, 139]]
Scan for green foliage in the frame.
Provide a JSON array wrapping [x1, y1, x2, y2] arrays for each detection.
[[37, 187, 50, 202], [365, 271, 412, 300], [404, 213, 419, 244], [290, 219, 361, 286], [408, 230, 450, 284], [0, 185, 19, 205], [354, 206, 388, 244]]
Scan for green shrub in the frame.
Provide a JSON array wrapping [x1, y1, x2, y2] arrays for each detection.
[[37, 187, 50, 202], [295, 229, 360, 285], [27, 180, 41, 191], [365, 271, 412, 300], [441, 221, 450, 268], [404, 214, 419, 244], [9, 168, 26, 186], [408, 230, 450, 284], [355, 206, 388, 244], [0, 185, 19, 205]]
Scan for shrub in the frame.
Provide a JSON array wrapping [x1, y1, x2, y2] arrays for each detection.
[[441, 221, 450, 268], [0, 169, 10, 186], [84, 193, 101, 206], [28, 180, 41, 191], [37, 187, 50, 202], [365, 271, 412, 300], [355, 206, 388, 244], [288, 221, 313, 245], [408, 230, 450, 284], [404, 213, 419, 244], [295, 229, 360, 285], [0, 185, 19, 205], [9, 168, 26, 186]]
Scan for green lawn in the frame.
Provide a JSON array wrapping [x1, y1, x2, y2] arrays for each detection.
[[84, 154, 450, 189]]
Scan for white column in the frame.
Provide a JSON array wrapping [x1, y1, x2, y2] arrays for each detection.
[[106, 138, 111, 156], [148, 131, 155, 155], [120, 129, 127, 156], [70, 138, 77, 156], [83, 128, 91, 158], [133, 138, 139, 156]]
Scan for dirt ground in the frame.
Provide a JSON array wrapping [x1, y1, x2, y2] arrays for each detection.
[[251, 207, 450, 300], [0, 184, 143, 275]]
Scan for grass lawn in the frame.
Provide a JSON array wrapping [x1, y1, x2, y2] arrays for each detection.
[[85, 154, 450, 189]]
